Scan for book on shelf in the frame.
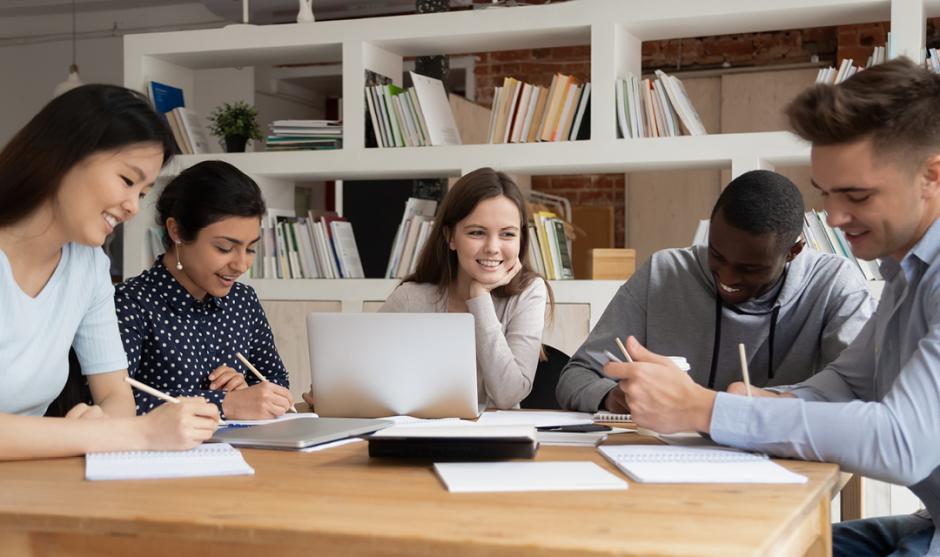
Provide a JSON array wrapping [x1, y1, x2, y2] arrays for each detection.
[[364, 73, 460, 148], [410, 71, 462, 146], [526, 211, 573, 280], [928, 48, 940, 74], [386, 198, 438, 278], [172, 107, 212, 155], [615, 71, 705, 138], [485, 73, 590, 144], [249, 210, 365, 280], [146, 81, 186, 154], [329, 220, 366, 279]]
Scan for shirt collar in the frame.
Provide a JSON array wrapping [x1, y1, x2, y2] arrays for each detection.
[[150, 256, 226, 310], [907, 215, 940, 269]]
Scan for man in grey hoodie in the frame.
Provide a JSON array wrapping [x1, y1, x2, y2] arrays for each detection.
[[556, 169, 876, 413]]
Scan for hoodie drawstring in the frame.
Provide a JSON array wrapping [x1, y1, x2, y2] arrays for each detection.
[[707, 295, 723, 389], [707, 267, 788, 388]]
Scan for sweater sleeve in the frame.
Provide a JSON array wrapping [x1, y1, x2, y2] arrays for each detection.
[[556, 261, 651, 411], [466, 279, 547, 409], [818, 261, 877, 368]]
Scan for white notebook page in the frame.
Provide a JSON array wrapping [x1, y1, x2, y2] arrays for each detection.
[[599, 445, 807, 484], [85, 442, 255, 481], [434, 461, 628, 493]]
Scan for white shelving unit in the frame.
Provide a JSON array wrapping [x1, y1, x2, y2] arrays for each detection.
[[123, 0, 937, 281]]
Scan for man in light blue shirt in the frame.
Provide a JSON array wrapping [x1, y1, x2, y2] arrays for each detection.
[[606, 58, 940, 556]]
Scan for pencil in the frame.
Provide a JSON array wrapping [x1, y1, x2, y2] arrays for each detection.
[[124, 376, 180, 404], [737, 343, 753, 397], [235, 352, 297, 413], [124, 377, 224, 425], [614, 337, 634, 363]]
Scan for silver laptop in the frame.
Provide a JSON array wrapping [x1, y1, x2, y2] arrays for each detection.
[[212, 417, 392, 449], [307, 312, 480, 419]]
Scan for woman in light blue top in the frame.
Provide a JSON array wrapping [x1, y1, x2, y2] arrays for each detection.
[[0, 84, 219, 460]]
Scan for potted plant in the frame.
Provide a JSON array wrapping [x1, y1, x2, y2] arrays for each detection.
[[207, 101, 262, 153]]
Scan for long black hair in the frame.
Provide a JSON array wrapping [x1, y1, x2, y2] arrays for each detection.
[[0, 84, 175, 227], [156, 160, 266, 247]]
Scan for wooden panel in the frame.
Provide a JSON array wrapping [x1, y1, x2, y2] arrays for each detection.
[[572, 205, 615, 280], [684, 76, 723, 135], [589, 248, 635, 280], [627, 169, 722, 262], [542, 302, 590, 357], [720, 68, 818, 134], [259, 300, 341, 400]]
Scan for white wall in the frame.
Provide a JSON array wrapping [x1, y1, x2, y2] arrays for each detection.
[[0, 2, 222, 145], [0, 36, 124, 145]]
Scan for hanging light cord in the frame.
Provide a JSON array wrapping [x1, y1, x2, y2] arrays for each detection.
[[71, 0, 77, 68]]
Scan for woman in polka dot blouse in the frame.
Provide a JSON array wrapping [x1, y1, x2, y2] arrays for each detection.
[[116, 161, 293, 420]]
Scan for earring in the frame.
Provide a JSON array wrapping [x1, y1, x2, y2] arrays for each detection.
[[175, 242, 183, 271]]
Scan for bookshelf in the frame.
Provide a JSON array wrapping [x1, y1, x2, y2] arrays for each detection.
[[122, 0, 928, 314]]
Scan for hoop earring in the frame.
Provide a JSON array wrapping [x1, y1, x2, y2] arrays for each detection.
[[175, 242, 183, 271]]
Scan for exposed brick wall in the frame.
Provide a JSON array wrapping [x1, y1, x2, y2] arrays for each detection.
[[644, 28, 837, 72]]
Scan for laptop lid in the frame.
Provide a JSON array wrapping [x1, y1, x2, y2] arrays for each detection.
[[307, 312, 479, 419], [211, 417, 392, 449]]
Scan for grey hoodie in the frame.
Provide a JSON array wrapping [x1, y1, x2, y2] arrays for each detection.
[[556, 245, 876, 412]]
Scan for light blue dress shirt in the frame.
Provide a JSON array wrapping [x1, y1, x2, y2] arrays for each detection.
[[711, 215, 940, 555]]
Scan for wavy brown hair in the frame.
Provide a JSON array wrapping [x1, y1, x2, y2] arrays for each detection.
[[404, 167, 553, 310]]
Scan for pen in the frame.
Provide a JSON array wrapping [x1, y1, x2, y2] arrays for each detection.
[[235, 352, 298, 413]]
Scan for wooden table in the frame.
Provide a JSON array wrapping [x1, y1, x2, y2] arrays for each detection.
[[0, 435, 839, 557]]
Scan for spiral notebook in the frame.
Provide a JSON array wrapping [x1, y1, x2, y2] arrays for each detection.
[[85, 443, 255, 481], [592, 411, 632, 423], [599, 445, 807, 484]]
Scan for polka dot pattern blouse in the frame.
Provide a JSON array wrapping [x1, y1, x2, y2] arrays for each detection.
[[115, 258, 288, 417]]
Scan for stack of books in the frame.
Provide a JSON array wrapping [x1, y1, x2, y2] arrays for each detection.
[[486, 74, 591, 144], [250, 210, 364, 279], [527, 211, 574, 280], [265, 119, 342, 151], [802, 210, 882, 281], [365, 72, 461, 148], [815, 45, 887, 85], [615, 70, 706, 139], [385, 198, 438, 279]]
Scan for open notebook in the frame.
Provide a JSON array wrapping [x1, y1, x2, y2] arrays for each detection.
[[85, 443, 255, 481], [599, 445, 807, 484]]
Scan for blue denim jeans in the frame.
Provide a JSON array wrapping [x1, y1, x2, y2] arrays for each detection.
[[833, 513, 934, 557]]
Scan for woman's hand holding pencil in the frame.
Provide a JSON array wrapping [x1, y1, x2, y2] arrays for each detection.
[[124, 377, 220, 451]]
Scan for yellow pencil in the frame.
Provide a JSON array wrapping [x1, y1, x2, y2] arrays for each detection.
[[614, 337, 634, 363], [737, 343, 753, 397], [124, 376, 180, 404], [235, 352, 297, 413]]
